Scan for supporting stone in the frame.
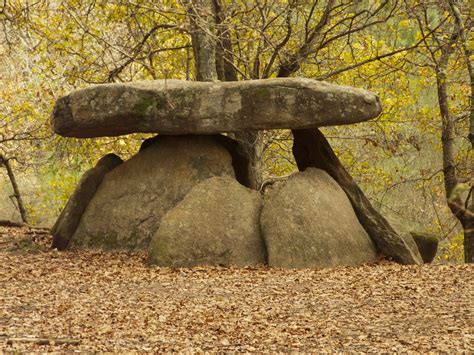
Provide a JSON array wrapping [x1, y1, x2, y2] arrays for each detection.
[[51, 153, 123, 250], [261, 168, 378, 268], [140, 134, 253, 189], [148, 176, 265, 267], [69, 135, 236, 250], [292, 128, 422, 265]]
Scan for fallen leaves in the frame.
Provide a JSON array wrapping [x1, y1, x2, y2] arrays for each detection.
[[0, 226, 473, 352]]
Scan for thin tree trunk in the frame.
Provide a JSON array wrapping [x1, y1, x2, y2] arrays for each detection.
[[435, 42, 474, 263], [188, 0, 262, 189], [187, 0, 218, 81], [0, 154, 28, 224], [213, 0, 238, 82], [232, 131, 264, 190], [436, 65, 458, 199], [466, 52, 474, 148], [448, 0, 474, 147], [462, 194, 474, 262], [186, 46, 191, 81], [212, 0, 261, 188]]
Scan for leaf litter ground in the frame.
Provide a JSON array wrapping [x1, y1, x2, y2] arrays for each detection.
[[1, 226, 472, 352]]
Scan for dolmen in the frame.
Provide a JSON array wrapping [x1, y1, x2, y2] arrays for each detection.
[[51, 78, 425, 267]]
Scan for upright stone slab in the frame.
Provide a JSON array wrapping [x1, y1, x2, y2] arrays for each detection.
[[51, 153, 123, 250], [52, 78, 382, 138], [148, 176, 265, 267], [70, 135, 235, 250], [261, 168, 378, 268]]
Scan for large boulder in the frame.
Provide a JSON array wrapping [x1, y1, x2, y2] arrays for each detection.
[[148, 176, 265, 267], [51, 153, 123, 250], [52, 78, 382, 138], [140, 133, 252, 188], [261, 168, 378, 268], [70, 135, 235, 250]]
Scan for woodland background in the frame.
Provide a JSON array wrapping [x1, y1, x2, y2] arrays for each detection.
[[0, 0, 472, 262]]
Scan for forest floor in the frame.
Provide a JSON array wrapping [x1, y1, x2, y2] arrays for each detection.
[[1, 225, 473, 352]]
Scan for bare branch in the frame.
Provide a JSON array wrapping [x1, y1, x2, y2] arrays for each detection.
[[317, 15, 449, 80]]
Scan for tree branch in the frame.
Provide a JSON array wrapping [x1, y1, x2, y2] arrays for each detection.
[[317, 16, 449, 80], [107, 24, 177, 82]]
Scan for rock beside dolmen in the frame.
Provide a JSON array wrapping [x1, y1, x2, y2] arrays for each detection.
[[384, 212, 439, 263], [291, 128, 423, 265], [410, 232, 439, 263], [52, 78, 382, 138]]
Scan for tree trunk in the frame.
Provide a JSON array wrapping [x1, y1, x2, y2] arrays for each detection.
[[187, 0, 218, 81], [435, 44, 474, 263], [436, 65, 458, 200], [447, 1, 474, 261], [188, 0, 262, 189], [0, 154, 28, 224], [213, 0, 260, 188], [231, 131, 264, 190], [462, 196, 474, 263], [292, 128, 422, 264], [448, 0, 474, 147], [213, 0, 238, 82], [466, 49, 474, 148]]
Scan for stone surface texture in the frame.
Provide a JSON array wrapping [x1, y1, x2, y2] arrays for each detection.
[[52, 78, 382, 138], [261, 168, 378, 268], [148, 176, 266, 267], [70, 135, 235, 250]]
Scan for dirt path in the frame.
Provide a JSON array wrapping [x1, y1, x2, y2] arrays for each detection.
[[1, 227, 473, 352]]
